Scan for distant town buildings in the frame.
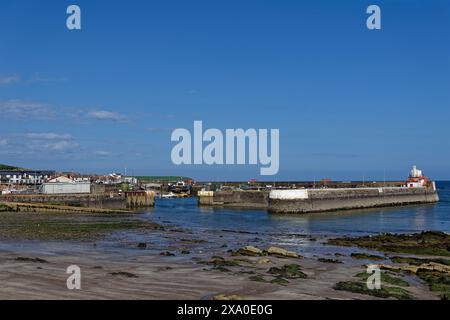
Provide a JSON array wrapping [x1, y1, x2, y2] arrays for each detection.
[[92, 173, 138, 185], [0, 165, 196, 197], [0, 170, 55, 185]]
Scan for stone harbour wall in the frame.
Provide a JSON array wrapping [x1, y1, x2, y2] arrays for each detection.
[[198, 190, 269, 209], [197, 186, 439, 214], [268, 187, 439, 214], [0, 193, 126, 209]]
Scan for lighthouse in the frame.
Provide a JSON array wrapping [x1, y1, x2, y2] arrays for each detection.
[[406, 165, 431, 188]]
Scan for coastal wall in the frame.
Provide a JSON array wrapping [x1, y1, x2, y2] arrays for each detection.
[[0, 193, 127, 209], [125, 191, 155, 208], [268, 187, 439, 214], [197, 191, 215, 205], [198, 190, 269, 209], [197, 186, 439, 213], [0, 202, 131, 214]]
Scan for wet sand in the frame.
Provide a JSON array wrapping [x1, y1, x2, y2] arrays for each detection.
[[0, 241, 439, 299], [0, 210, 442, 300], [0, 249, 429, 300]]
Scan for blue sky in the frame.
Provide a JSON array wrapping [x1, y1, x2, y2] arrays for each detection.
[[1, 0, 449, 181]]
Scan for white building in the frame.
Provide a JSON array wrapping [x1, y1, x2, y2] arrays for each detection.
[[40, 176, 91, 194], [123, 177, 138, 184]]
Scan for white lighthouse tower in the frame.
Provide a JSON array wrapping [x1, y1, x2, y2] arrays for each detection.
[[406, 165, 430, 188]]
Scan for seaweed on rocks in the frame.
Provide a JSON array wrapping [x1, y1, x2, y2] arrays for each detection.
[[391, 256, 450, 266], [267, 264, 307, 279], [318, 258, 343, 264], [270, 277, 289, 286], [416, 270, 450, 300], [355, 272, 409, 287], [110, 271, 139, 278], [328, 231, 450, 257], [15, 257, 48, 263], [333, 281, 414, 300]]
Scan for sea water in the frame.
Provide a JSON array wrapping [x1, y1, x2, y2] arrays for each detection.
[[145, 181, 450, 237]]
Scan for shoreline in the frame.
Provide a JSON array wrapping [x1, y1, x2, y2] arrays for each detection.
[[0, 211, 447, 300], [0, 243, 439, 300]]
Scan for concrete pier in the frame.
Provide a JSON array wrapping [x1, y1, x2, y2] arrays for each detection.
[[197, 186, 439, 214], [197, 191, 214, 205], [198, 190, 269, 209], [268, 187, 439, 214], [0, 193, 126, 209], [125, 191, 155, 208], [1, 191, 155, 211]]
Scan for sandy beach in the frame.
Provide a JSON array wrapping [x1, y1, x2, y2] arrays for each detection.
[[0, 248, 436, 300], [0, 209, 443, 300]]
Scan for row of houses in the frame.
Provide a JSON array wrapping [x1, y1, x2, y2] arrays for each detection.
[[94, 173, 138, 185], [0, 170, 129, 186], [0, 170, 55, 185], [0, 170, 138, 195]]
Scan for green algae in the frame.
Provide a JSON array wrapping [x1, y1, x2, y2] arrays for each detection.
[[270, 277, 289, 286], [334, 281, 414, 300], [0, 203, 10, 212], [328, 231, 450, 257], [355, 272, 409, 287], [391, 256, 450, 266], [416, 270, 450, 300], [249, 275, 268, 283], [110, 271, 139, 278], [267, 264, 307, 279], [215, 266, 231, 272], [318, 258, 342, 264], [203, 256, 240, 267], [0, 212, 161, 241], [15, 257, 48, 263], [160, 251, 175, 256]]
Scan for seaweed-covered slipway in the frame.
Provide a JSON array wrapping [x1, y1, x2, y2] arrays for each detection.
[[199, 166, 439, 213]]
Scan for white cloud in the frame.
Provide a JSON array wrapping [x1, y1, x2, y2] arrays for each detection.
[[0, 74, 20, 85], [28, 73, 68, 84], [43, 140, 78, 151], [23, 133, 78, 151], [94, 150, 111, 156], [0, 132, 79, 156], [24, 133, 73, 140], [87, 110, 128, 122], [0, 99, 54, 119]]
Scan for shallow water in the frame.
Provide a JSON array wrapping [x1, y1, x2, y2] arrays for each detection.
[[1, 182, 448, 258], [145, 181, 450, 237]]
